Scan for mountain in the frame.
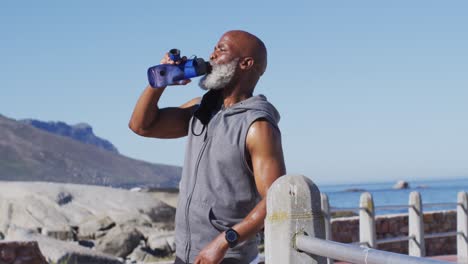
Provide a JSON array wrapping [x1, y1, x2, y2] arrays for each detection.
[[0, 114, 181, 188], [20, 119, 119, 153]]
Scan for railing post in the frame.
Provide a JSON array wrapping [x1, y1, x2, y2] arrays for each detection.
[[359, 192, 376, 248], [457, 191, 468, 263], [321, 193, 334, 264], [409, 191, 425, 257], [265, 174, 326, 264]]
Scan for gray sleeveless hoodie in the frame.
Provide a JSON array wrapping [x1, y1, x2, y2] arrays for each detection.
[[175, 90, 281, 263]]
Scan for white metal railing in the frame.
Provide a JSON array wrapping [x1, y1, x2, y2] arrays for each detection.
[[321, 190, 468, 262], [265, 175, 467, 264], [295, 235, 449, 264]]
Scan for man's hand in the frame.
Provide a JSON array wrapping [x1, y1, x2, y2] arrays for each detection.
[[194, 233, 229, 264], [160, 53, 191, 86]]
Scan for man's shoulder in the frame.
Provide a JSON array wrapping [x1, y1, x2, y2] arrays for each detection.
[[180, 97, 202, 108], [240, 94, 281, 125]]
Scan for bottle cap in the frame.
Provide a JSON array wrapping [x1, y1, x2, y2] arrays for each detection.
[[169, 49, 181, 62]]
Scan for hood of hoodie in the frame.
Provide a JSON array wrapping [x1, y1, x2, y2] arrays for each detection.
[[194, 90, 281, 126]]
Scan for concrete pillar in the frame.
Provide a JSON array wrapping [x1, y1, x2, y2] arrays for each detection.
[[265, 174, 326, 264], [359, 192, 376, 248], [457, 191, 468, 263], [409, 191, 425, 257], [321, 193, 334, 264]]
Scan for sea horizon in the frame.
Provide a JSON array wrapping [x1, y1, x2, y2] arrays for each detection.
[[317, 176, 468, 215]]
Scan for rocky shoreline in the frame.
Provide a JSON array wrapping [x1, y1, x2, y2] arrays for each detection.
[[0, 181, 178, 263]]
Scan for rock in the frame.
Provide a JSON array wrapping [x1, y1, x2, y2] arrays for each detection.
[[165, 236, 175, 253], [41, 227, 74, 241], [78, 215, 115, 240], [147, 231, 175, 255], [134, 226, 157, 240], [148, 189, 179, 208], [109, 212, 153, 227], [0, 181, 178, 260], [95, 230, 108, 239], [77, 240, 94, 248], [151, 221, 175, 231], [56, 191, 73, 205], [0, 240, 47, 264], [6, 227, 122, 264], [95, 225, 143, 258], [127, 244, 167, 263], [0, 181, 175, 235], [0, 191, 71, 234], [127, 244, 148, 262], [393, 180, 409, 189]]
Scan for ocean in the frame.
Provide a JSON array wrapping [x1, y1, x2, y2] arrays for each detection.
[[318, 178, 468, 215]]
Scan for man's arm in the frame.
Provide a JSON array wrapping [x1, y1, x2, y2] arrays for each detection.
[[128, 53, 200, 139], [128, 85, 199, 138], [194, 119, 286, 264]]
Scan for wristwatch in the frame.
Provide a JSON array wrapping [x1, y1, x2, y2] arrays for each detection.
[[225, 228, 239, 248]]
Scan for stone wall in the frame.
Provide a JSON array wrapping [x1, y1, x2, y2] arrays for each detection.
[[331, 210, 457, 256], [0, 241, 47, 264]]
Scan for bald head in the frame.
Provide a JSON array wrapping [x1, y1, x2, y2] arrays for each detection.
[[220, 30, 268, 76]]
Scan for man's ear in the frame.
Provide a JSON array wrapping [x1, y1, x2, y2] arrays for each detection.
[[239, 57, 255, 70]]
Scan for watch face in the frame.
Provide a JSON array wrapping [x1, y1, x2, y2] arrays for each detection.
[[226, 230, 238, 242]]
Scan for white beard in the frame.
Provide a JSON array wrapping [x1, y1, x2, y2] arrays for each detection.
[[199, 59, 239, 91]]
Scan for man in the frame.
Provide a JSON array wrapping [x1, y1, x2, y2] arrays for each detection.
[[129, 30, 286, 264]]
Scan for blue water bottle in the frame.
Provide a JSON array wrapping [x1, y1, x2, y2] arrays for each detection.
[[147, 49, 212, 88]]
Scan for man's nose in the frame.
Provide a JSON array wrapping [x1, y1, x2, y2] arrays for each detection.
[[210, 52, 217, 61]]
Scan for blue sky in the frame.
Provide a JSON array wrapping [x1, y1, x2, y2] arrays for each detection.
[[1, 1, 467, 184]]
